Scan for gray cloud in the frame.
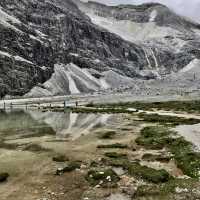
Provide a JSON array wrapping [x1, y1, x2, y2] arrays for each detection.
[[90, 0, 200, 22]]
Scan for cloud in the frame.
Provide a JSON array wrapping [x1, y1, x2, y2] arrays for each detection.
[[89, 0, 200, 22]]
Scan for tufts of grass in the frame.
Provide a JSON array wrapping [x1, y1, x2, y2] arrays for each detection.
[[23, 143, 51, 153], [142, 153, 172, 163], [135, 178, 198, 199], [135, 126, 174, 150], [85, 169, 120, 188], [104, 152, 127, 159], [96, 130, 117, 139], [136, 126, 200, 179], [138, 113, 200, 125], [71, 107, 133, 114], [52, 154, 69, 162], [97, 143, 128, 149], [56, 161, 81, 175], [127, 162, 171, 183], [88, 100, 200, 113]]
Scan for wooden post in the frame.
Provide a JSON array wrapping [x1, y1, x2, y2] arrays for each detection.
[[64, 101, 66, 108], [10, 102, 13, 110], [3, 102, 5, 110]]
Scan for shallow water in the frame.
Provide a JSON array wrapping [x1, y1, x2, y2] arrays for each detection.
[[174, 123, 200, 150], [0, 109, 113, 142], [107, 193, 130, 200]]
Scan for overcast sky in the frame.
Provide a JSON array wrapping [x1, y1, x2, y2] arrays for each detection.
[[89, 0, 200, 22]]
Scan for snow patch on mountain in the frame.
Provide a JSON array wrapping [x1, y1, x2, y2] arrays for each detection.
[[0, 50, 33, 65], [0, 6, 21, 32]]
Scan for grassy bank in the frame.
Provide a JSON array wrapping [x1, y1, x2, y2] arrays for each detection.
[[136, 126, 200, 178], [86, 100, 200, 113]]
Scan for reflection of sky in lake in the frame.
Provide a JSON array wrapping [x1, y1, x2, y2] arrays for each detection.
[[0, 110, 112, 141]]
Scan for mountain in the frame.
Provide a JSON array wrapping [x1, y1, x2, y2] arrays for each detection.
[[0, 0, 200, 97]]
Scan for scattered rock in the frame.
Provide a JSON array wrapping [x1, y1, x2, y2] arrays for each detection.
[[56, 161, 81, 175], [86, 169, 120, 188], [0, 173, 9, 182]]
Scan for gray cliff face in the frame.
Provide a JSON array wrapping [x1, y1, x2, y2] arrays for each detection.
[[77, 1, 200, 72], [0, 0, 200, 97], [0, 0, 148, 97]]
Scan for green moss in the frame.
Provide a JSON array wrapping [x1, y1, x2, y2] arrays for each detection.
[[135, 126, 174, 150], [136, 126, 200, 179], [127, 162, 171, 183], [104, 152, 127, 159], [71, 107, 132, 114], [142, 154, 171, 163], [52, 154, 69, 162], [89, 100, 200, 114], [56, 161, 81, 175], [138, 113, 200, 125], [97, 130, 117, 139], [135, 179, 198, 198], [106, 158, 128, 167], [0, 141, 18, 150], [169, 137, 200, 178], [86, 169, 120, 187], [23, 143, 51, 153], [97, 143, 128, 149]]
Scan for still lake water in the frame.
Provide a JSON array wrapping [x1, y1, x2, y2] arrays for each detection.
[[0, 109, 113, 142]]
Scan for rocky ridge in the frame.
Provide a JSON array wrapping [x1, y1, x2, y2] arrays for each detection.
[[0, 0, 200, 97]]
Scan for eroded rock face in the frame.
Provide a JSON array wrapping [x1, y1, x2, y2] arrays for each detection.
[[0, 0, 147, 97], [0, 0, 200, 97], [77, 1, 200, 73]]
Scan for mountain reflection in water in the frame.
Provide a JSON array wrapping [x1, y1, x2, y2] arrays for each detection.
[[0, 110, 112, 141]]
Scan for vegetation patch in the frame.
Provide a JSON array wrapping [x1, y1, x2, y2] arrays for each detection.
[[96, 130, 117, 139], [0, 141, 19, 150], [52, 154, 69, 162], [135, 178, 198, 199], [97, 143, 128, 149], [71, 107, 133, 114], [88, 100, 200, 113], [104, 152, 127, 159], [23, 143, 51, 153], [86, 169, 120, 188], [56, 161, 81, 175], [127, 162, 171, 183], [135, 126, 174, 150], [136, 126, 200, 178], [106, 158, 128, 168], [142, 153, 172, 163], [138, 113, 200, 125]]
